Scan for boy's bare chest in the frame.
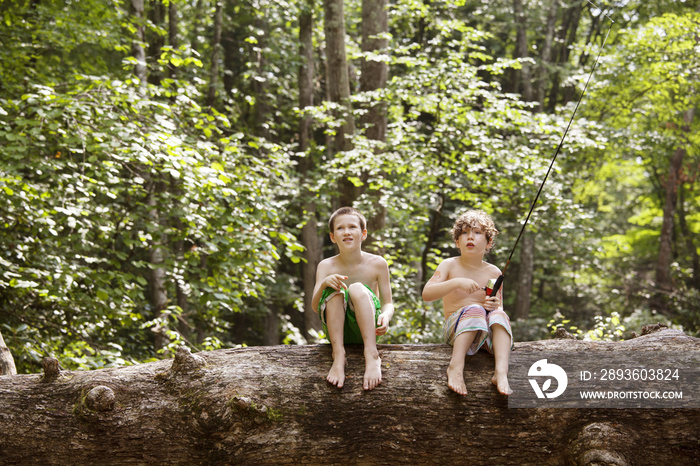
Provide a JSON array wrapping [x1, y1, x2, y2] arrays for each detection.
[[331, 259, 376, 284], [449, 263, 489, 286]]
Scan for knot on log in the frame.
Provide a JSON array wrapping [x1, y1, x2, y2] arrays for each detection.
[[227, 396, 281, 425], [555, 327, 577, 339], [631, 322, 669, 339], [569, 422, 634, 466], [641, 322, 668, 335], [85, 385, 115, 412], [41, 357, 61, 382], [170, 346, 206, 375]]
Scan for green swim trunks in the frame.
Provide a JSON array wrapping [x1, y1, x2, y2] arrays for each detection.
[[318, 285, 381, 344]]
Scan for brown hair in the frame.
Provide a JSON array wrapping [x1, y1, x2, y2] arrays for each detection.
[[329, 206, 367, 232], [451, 210, 498, 247]]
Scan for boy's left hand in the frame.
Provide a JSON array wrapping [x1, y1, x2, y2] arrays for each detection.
[[375, 312, 391, 336]]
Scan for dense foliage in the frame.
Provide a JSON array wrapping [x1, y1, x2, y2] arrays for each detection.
[[1, 0, 698, 373]]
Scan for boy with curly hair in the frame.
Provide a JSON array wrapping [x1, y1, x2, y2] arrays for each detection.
[[422, 209, 513, 395]]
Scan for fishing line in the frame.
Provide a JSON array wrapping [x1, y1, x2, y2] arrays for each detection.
[[487, 2, 614, 297]]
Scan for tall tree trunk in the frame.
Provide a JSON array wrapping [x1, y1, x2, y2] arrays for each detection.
[[679, 186, 700, 290], [298, 1, 323, 341], [0, 328, 16, 376], [149, 0, 166, 85], [512, 0, 537, 311], [654, 108, 695, 312], [168, 0, 179, 81], [130, 0, 148, 88], [148, 181, 169, 351], [514, 233, 534, 319], [360, 0, 388, 142], [512, 0, 533, 101], [360, 0, 389, 248], [207, 1, 223, 107], [190, 0, 204, 54], [535, 0, 559, 110], [130, 0, 167, 349], [252, 17, 270, 139], [420, 193, 445, 329], [324, 0, 357, 207], [546, 0, 584, 111]]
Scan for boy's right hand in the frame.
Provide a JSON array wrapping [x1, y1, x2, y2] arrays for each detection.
[[459, 278, 481, 294], [324, 274, 348, 291]]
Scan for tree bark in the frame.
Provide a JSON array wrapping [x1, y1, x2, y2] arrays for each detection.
[[168, 0, 179, 81], [360, 0, 388, 142], [297, 0, 323, 340], [324, 0, 357, 207], [1, 330, 698, 464], [512, 0, 533, 101], [546, 0, 584, 111], [149, 0, 166, 85], [207, 1, 224, 107], [655, 147, 683, 296], [0, 328, 16, 376], [360, 0, 389, 249], [679, 185, 700, 290], [654, 108, 694, 312], [514, 233, 534, 319], [535, 0, 559, 110], [130, 0, 147, 88], [147, 180, 169, 351]]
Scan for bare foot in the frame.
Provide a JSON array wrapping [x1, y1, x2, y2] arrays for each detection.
[[447, 363, 468, 395], [327, 356, 346, 388], [363, 354, 382, 390], [491, 371, 512, 395]]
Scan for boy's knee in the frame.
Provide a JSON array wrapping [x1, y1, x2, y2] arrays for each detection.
[[347, 282, 367, 300], [348, 283, 374, 313]]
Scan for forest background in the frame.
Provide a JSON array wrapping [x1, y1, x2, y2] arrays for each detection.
[[1, 0, 698, 374]]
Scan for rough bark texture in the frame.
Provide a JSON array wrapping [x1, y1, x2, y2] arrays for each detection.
[[512, 0, 533, 101], [130, 0, 147, 88], [297, 1, 323, 340], [514, 233, 534, 319], [207, 1, 223, 106], [359, 0, 389, 249], [324, 0, 358, 207], [1, 330, 698, 465], [654, 107, 695, 313]]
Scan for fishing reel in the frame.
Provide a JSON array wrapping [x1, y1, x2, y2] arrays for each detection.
[[484, 275, 504, 297]]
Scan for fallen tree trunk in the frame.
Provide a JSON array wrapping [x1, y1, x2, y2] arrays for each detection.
[[1, 328, 698, 465]]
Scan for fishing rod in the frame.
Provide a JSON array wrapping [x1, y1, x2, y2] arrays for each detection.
[[486, 2, 614, 298]]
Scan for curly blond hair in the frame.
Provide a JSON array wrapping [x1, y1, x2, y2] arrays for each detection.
[[451, 210, 498, 249]]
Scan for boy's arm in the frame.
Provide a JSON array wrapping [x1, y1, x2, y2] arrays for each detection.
[[421, 260, 481, 302], [375, 258, 394, 336], [311, 261, 347, 313]]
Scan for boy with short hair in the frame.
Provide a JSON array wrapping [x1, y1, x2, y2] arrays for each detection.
[[422, 209, 513, 395], [312, 206, 394, 391]]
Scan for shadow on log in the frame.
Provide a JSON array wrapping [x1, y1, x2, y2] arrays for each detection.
[[0, 329, 699, 465]]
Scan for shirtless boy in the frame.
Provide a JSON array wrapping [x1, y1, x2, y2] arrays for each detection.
[[311, 207, 394, 390], [422, 210, 513, 396]]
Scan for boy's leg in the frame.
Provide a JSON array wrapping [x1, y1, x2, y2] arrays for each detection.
[[324, 293, 347, 388], [490, 324, 512, 395], [448, 330, 478, 395], [347, 283, 382, 390]]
